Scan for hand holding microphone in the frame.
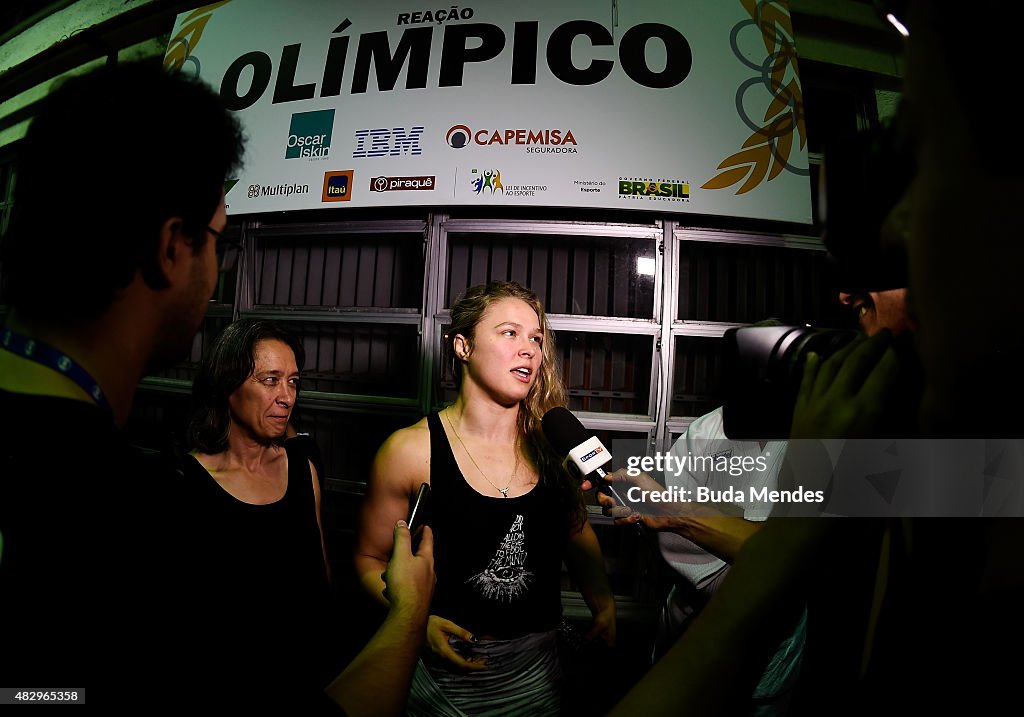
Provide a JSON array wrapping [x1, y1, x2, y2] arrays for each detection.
[[541, 406, 633, 512], [542, 408, 739, 531]]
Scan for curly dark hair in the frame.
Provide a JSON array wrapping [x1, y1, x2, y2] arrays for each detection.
[[3, 60, 245, 322]]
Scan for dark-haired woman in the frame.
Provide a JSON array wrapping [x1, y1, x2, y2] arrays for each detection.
[[178, 318, 333, 710]]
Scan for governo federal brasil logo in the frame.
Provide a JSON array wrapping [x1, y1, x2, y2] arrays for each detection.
[[285, 109, 334, 160], [447, 125, 578, 153], [618, 177, 690, 202]]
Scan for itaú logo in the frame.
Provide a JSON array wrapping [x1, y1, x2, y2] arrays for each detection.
[[446, 124, 577, 149]]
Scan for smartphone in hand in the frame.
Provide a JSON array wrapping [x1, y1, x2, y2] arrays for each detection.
[[406, 482, 431, 545]]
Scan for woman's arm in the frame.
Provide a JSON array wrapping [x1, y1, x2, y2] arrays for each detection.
[[592, 469, 760, 563], [310, 460, 332, 583], [564, 519, 617, 646], [353, 420, 486, 671], [354, 423, 429, 607], [656, 514, 763, 563]]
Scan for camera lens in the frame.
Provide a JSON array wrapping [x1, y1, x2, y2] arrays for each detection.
[[789, 329, 859, 369], [722, 326, 858, 439]]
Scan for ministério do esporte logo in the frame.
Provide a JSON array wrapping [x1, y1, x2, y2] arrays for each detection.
[[285, 109, 335, 160]]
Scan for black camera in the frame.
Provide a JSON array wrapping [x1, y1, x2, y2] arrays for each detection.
[[721, 325, 859, 439], [722, 325, 924, 439]]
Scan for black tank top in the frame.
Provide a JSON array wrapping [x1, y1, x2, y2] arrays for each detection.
[[427, 412, 567, 638], [175, 443, 333, 707]]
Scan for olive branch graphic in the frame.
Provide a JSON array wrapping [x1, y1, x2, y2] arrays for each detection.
[[163, 1, 232, 74], [702, 0, 808, 195]]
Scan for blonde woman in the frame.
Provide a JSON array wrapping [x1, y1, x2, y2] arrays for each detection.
[[355, 281, 615, 716]]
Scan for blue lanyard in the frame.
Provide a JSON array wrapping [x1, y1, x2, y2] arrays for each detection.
[[1, 327, 115, 422]]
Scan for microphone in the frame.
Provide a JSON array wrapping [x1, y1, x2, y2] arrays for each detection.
[[541, 407, 629, 508]]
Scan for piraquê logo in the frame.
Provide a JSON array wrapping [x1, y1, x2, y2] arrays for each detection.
[[285, 109, 335, 159], [370, 175, 435, 192]]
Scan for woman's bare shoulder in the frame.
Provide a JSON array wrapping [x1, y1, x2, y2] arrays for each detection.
[[372, 416, 432, 481]]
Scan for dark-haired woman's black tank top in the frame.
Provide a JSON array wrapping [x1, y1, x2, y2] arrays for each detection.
[[426, 411, 567, 638], [175, 443, 333, 708]]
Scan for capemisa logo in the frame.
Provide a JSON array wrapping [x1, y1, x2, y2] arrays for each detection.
[[447, 124, 578, 154], [285, 109, 335, 160], [322, 171, 354, 202]]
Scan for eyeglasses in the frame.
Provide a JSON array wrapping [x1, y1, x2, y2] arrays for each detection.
[[207, 226, 242, 273]]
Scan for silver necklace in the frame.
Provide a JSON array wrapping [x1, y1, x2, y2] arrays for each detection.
[[444, 408, 519, 498]]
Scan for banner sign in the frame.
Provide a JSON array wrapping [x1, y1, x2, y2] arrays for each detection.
[[165, 0, 811, 222]]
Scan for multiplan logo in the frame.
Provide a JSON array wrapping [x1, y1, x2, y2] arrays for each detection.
[[285, 109, 334, 159]]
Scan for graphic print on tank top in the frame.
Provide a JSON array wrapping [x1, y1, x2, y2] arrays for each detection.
[[466, 514, 534, 601]]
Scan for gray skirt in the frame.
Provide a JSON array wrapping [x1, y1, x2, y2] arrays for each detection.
[[407, 630, 562, 717]]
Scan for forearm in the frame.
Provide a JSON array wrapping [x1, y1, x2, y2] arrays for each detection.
[[325, 601, 429, 717], [609, 518, 832, 716], [666, 515, 763, 563], [354, 554, 391, 608], [565, 523, 615, 615]]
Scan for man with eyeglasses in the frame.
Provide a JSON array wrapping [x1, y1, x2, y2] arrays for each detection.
[[0, 62, 433, 715], [207, 224, 243, 274]]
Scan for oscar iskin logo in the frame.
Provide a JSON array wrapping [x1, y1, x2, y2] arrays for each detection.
[[285, 109, 334, 160]]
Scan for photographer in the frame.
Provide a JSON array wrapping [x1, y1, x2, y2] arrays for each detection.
[[602, 53, 924, 717], [789, 109, 920, 441], [606, 4, 1024, 712]]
